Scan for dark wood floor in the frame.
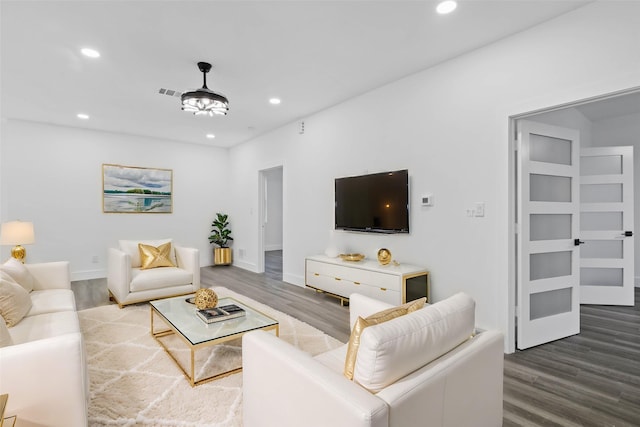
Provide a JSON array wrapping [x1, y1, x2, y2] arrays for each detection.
[[503, 288, 640, 427], [264, 249, 283, 281], [72, 263, 640, 426], [202, 258, 350, 342]]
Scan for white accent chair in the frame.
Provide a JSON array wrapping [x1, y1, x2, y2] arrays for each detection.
[[243, 292, 504, 427], [107, 239, 200, 307]]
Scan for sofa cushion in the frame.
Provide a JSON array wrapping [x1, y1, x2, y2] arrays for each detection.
[[119, 238, 176, 268], [0, 271, 32, 327], [1, 257, 35, 292], [28, 289, 76, 316], [344, 297, 426, 380], [130, 267, 193, 292], [314, 344, 348, 373], [8, 310, 80, 345], [0, 315, 13, 347], [139, 242, 176, 269], [353, 292, 475, 393]]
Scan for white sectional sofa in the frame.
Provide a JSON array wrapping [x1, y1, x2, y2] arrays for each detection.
[[243, 292, 504, 427], [0, 261, 88, 427]]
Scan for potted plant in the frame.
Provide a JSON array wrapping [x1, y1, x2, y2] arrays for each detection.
[[209, 212, 233, 266]]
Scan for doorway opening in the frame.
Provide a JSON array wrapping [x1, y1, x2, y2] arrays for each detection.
[[509, 88, 640, 352], [258, 166, 283, 280]]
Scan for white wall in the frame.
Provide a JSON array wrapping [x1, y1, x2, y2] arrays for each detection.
[[227, 1, 640, 350], [265, 167, 283, 251], [0, 119, 230, 279]]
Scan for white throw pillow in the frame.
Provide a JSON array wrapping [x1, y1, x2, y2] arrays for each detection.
[[0, 271, 33, 327], [119, 239, 176, 268], [0, 257, 35, 292], [0, 315, 13, 347], [353, 292, 475, 393]]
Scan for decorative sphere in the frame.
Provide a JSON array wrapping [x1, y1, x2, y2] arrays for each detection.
[[194, 288, 218, 309], [377, 248, 392, 265]]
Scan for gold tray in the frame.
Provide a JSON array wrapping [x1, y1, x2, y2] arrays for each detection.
[[339, 253, 365, 262]]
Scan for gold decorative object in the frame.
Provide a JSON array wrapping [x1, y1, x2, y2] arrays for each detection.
[[339, 253, 365, 262], [213, 247, 232, 266], [0, 221, 35, 264], [194, 288, 218, 310], [377, 248, 392, 265]]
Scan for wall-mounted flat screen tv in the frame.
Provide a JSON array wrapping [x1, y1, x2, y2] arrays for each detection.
[[335, 169, 409, 234]]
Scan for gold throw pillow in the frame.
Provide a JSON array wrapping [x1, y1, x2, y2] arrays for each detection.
[[138, 242, 176, 270], [343, 297, 426, 380]]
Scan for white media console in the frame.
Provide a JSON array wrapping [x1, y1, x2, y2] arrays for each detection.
[[305, 255, 430, 306]]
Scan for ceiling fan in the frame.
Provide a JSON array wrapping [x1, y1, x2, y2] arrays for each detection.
[[159, 61, 229, 116]]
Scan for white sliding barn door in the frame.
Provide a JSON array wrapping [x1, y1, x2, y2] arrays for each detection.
[[580, 146, 635, 306], [517, 120, 581, 350]]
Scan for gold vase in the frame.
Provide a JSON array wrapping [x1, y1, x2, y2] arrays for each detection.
[[214, 247, 232, 266]]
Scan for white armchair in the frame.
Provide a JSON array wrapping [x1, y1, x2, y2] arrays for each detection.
[[107, 239, 200, 307], [243, 292, 504, 427]]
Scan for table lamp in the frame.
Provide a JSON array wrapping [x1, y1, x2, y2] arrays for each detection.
[[0, 221, 35, 263]]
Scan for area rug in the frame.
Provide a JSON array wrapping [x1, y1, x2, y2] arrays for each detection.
[[79, 287, 343, 426]]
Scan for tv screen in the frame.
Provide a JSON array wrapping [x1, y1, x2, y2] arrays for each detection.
[[335, 169, 409, 234]]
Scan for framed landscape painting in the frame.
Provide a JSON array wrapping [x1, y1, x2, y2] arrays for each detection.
[[102, 164, 173, 213]]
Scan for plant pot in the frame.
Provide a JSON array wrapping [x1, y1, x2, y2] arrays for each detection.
[[213, 247, 232, 266]]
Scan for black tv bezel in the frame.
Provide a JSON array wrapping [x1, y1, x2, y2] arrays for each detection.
[[334, 169, 409, 234]]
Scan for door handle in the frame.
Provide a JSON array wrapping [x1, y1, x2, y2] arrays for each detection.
[[574, 239, 585, 246], [624, 231, 633, 237]]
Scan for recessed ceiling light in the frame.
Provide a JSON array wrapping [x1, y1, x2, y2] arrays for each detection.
[[206, 133, 216, 139], [77, 113, 90, 120], [436, 1, 457, 14], [269, 98, 281, 105], [81, 48, 100, 58]]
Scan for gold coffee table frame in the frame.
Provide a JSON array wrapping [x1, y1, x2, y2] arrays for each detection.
[[150, 295, 279, 387], [0, 394, 17, 427]]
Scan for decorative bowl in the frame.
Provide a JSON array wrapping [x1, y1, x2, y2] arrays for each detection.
[[377, 248, 392, 265], [339, 253, 365, 262]]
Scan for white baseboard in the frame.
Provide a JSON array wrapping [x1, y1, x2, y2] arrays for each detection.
[[231, 259, 259, 273], [283, 273, 304, 287], [71, 269, 106, 281], [265, 244, 283, 251]]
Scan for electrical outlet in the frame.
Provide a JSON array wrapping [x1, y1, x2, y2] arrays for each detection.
[[92, 255, 99, 263]]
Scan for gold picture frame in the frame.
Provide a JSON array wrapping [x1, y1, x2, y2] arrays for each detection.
[[102, 164, 173, 213]]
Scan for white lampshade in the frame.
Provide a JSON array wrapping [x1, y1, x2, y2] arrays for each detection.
[[0, 221, 35, 245]]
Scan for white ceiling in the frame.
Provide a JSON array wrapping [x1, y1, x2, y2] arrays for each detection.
[[1, 0, 595, 148]]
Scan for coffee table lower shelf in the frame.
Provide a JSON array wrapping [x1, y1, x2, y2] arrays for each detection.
[[150, 304, 279, 387]]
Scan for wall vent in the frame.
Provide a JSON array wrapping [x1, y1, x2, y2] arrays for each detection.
[[158, 88, 183, 97]]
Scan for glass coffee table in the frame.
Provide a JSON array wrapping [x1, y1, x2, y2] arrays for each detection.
[[150, 293, 279, 387]]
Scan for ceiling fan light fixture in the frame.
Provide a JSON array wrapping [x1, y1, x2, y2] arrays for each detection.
[[181, 61, 229, 116]]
